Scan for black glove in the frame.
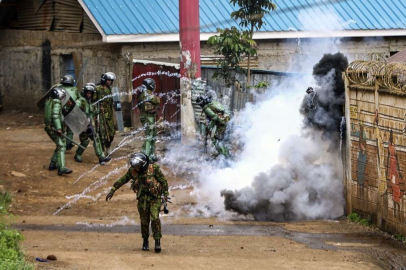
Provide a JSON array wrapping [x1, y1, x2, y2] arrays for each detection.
[[105, 190, 115, 201]]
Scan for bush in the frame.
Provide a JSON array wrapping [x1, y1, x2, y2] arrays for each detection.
[[0, 191, 33, 270], [347, 212, 372, 226]]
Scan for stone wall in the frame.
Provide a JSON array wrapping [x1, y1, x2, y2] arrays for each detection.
[[0, 29, 121, 111]]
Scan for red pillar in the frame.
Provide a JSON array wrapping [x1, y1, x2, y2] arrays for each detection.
[[179, 0, 201, 79]]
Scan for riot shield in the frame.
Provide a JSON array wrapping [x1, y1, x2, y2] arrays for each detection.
[[112, 87, 124, 132], [63, 100, 89, 134]]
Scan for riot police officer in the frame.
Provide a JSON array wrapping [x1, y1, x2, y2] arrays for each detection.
[[59, 75, 80, 150], [137, 78, 160, 161], [106, 153, 169, 253], [44, 87, 73, 175], [74, 83, 111, 165], [94, 72, 116, 156]]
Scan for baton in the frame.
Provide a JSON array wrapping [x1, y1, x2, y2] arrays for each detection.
[[52, 128, 86, 150]]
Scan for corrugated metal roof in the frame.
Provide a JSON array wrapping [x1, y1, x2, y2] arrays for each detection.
[[387, 49, 406, 63], [18, 0, 54, 31], [82, 0, 406, 35], [83, 11, 99, 33], [54, 0, 83, 32]]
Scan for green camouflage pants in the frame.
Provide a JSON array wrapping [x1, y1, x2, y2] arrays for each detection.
[[44, 126, 66, 169], [137, 196, 162, 240], [75, 131, 105, 162], [98, 113, 115, 149], [140, 113, 157, 158]]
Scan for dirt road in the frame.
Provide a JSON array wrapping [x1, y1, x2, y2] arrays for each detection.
[[0, 111, 405, 269]]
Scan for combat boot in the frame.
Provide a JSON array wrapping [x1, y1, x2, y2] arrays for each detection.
[[154, 239, 161, 253], [48, 162, 57, 171], [99, 156, 112, 165], [142, 238, 149, 251], [74, 154, 82, 163], [58, 167, 73, 176], [66, 143, 74, 151]]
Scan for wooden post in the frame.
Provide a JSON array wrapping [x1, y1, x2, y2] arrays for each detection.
[[344, 73, 353, 215]]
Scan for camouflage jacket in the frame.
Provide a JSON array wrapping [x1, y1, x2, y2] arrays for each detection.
[[76, 97, 98, 118], [94, 85, 113, 119], [111, 164, 169, 199], [59, 84, 80, 101], [137, 89, 160, 115]]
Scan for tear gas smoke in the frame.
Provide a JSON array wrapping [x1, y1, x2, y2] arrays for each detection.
[[218, 52, 348, 221]]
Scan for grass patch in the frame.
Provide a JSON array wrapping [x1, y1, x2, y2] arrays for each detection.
[[0, 191, 33, 270], [347, 213, 373, 226], [394, 234, 406, 243]]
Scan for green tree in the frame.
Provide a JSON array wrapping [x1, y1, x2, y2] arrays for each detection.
[[208, 27, 256, 87], [230, 0, 277, 85]]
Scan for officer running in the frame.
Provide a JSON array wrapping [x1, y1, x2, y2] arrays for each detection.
[[44, 87, 73, 175], [74, 83, 111, 165], [106, 153, 169, 253], [94, 72, 116, 156], [137, 78, 160, 161]]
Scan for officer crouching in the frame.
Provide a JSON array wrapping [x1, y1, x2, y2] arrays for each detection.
[[106, 153, 169, 253]]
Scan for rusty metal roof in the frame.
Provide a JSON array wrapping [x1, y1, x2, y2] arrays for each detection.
[[387, 49, 406, 64], [17, 0, 54, 31], [53, 0, 83, 32]]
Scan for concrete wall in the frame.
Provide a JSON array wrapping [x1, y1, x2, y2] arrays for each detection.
[[344, 71, 406, 236], [0, 29, 121, 111]]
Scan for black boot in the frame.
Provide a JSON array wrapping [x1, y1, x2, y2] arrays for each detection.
[[154, 239, 161, 253], [99, 156, 112, 165], [66, 143, 74, 151], [142, 238, 149, 251], [48, 162, 57, 171], [58, 167, 73, 176]]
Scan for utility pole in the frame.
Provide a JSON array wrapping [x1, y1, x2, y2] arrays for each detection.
[[179, 0, 201, 144]]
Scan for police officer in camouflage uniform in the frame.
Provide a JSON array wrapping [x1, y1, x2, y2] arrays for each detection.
[[58, 75, 80, 151], [197, 94, 231, 158], [137, 78, 160, 161], [44, 87, 73, 176], [74, 83, 112, 165], [94, 72, 116, 155], [106, 153, 169, 253]]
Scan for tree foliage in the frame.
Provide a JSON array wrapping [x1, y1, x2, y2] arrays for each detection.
[[230, 0, 277, 35], [208, 27, 257, 87], [229, 0, 276, 86]]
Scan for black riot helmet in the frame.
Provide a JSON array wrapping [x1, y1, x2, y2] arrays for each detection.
[[129, 152, 149, 172], [100, 72, 116, 85], [195, 94, 212, 108], [142, 78, 156, 91], [82, 83, 96, 100], [50, 87, 66, 101], [61, 75, 75, 86]]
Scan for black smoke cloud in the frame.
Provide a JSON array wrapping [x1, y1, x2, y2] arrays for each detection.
[[300, 52, 349, 148]]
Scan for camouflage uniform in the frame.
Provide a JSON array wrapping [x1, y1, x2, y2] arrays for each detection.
[[94, 85, 115, 151], [58, 84, 80, 150], [44, 97, 67, 170], [202, 101, 231, 158], [74, 96, 106, 163], [137, 90, 160, 159], [110, 164, 169, 240]]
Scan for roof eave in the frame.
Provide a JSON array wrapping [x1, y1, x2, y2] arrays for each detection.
[[104, 29, 406, 43]]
